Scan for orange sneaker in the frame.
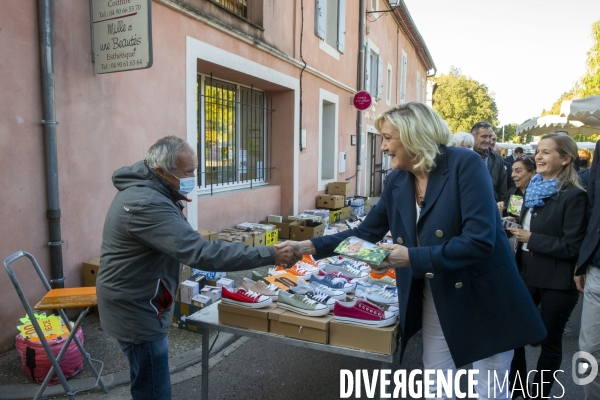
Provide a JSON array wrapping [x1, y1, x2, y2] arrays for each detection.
[[301, 254, 319, 267], [269, 265, 313, 279], [369, 268, 396, 280]]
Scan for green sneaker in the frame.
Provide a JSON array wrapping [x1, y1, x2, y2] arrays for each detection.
[[251, 270, 267, 282], [366, 275, 396, 286], [277, 291, 329, 316]]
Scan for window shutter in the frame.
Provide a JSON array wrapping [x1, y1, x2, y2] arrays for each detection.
[[364, 43, 371, 93], [315, 0, 326, 40], [337, 0, 346, 53], [377, 54, 383, 99]]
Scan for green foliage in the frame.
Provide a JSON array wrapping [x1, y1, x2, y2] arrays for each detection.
[[580, 21, 600, 97], [542, 89, 577, 116], [432, 67, 499, 133], [494, 123, 518, 143]]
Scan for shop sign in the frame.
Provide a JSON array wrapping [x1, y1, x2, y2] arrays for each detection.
[[353, 91, 372, 111], [91, 0, 153, 74]]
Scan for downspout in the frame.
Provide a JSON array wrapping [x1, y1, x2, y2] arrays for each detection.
[[38, 0, 64, 288], [355, 0, 365, 196]]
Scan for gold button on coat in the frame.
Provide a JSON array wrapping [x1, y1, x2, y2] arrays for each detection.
[[397, 237, 404, 245], [425, 272, 434, 278], [435, 230, 443, 237], [455, 282, 463, 289]]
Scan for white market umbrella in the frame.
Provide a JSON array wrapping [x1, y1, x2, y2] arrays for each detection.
[[560, 95, 600, 129], [517, 114, 600, 136]]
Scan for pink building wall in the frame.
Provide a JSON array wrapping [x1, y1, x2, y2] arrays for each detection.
[[0, 0, 433, 350]]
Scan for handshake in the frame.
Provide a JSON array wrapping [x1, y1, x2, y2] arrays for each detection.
[[272, 240, 316, 268]]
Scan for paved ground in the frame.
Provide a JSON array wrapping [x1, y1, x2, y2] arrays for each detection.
[[0, 263, 588, 400]]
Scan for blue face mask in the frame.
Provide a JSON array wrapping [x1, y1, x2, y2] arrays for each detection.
[[177, 176, 196, 195]]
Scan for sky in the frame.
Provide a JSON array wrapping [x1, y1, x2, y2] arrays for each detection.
[[403, 0, 600, 126]]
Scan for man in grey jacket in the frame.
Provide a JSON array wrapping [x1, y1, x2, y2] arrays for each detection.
[[471, 121, 507, 202], [97, 136, 300, 400]]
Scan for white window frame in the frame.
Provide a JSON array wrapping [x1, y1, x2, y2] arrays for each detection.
[[365, 39, 383, 100], [386, 63, 393, 106], [371, 0, 378, 11], [400, 50, 407, 103], [318, 88, 339, 191], [315, 0, 346, 55]]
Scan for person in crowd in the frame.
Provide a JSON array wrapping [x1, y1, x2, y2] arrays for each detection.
[[97, 136, 301, 400], [282, 102, 546, 399], [495, 143, 516, 192], [491, 131, 498, 148], [499, 156, 536, 220], [578, 148, 592, 188], [505, 147, 524, 165], [508, 133, 588, 398], [448, 131, 474, 149], [575, 139, 600, 400], [471, 121, 507, 202], [555, 130, 580, 171]]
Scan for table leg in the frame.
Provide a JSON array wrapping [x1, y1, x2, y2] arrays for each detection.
[[201, 328, 209, 399]]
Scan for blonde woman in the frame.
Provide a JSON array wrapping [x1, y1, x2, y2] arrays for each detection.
[[281, 102, 545, 399]]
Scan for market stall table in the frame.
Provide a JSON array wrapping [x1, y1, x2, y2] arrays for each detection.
[[187, 302, 400, 399]]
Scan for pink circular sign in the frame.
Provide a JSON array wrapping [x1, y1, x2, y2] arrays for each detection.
[[353, 91, 372, 111]]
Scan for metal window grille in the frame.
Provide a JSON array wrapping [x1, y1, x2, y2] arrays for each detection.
[[212, 0, 247, 18], [198, 74, 273, 194]]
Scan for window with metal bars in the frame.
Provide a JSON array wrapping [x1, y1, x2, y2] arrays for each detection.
[[198, 75, 272, 194], [211, 0, 247, 18]]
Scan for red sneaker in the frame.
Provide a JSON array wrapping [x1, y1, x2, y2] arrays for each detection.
[[333, 299, 397, 327], [221, 287, 273, 308]]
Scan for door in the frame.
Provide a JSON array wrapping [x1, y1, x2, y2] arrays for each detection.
[[370, 133, 384, 196]]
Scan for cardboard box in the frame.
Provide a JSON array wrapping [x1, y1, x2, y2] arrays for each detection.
[[252, 231, 266, 247], [172, 301, 202, 332], [289, 220, 325, 241], [180, 280, 200, 304], [329, 208, 343, 224], [329, 320, 400, 355], [340, 206, 351, 220], [264, 272, 299, 291], [198, 229, 219, 241], [260, 219, 305, 240], [327, 182, 351, 197], [82, 257, 100, 287], [218, 302, 277, 332], [191, 294, 213, 308], [316, 195, 345, 209], [268, 308, 333, 344]]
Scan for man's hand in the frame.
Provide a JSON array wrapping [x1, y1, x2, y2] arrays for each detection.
[[273, 243, 302, 268], [275, 240, 316, 255], [372, 243, 410, 274], [574, 274, 586, 293]]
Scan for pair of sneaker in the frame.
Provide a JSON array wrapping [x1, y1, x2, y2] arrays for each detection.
[[333, 298, 397, 327], [366, 268, 396, 286], [268, 264, 314, 280], [277, 291, 330, 317], [241, 277, 281, 300], [289, 279, 345, 311], [310, 273, 356, 293], [355, 284, 398, 305], [221, 286, 273, 309], [322, 263, 369, 282]]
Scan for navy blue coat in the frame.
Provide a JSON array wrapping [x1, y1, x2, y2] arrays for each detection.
[[311, 146, 546, 367], [577, 140, 600, 274]]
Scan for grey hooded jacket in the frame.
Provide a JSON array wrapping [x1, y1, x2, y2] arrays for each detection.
[[97, 160, 275, 343]]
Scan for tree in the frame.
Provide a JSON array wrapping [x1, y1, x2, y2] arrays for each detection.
[[432, 67, 499, 134], [580, 20, 600, 97], [494, 123, 518, 143]]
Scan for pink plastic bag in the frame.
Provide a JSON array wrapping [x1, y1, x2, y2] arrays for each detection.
[[15, 326, 84, 385]]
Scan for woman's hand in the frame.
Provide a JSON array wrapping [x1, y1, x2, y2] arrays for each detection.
[[507, 227, 532, 243], [503, 216, 516, 223], [497, 201, 506, 214], [373, 243, 410, 274]]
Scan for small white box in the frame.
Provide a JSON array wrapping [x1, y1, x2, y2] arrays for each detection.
[[201, 286, 222, 301], [180, 280, 200, 304], [191, 294, 213, 307], [267, 215, 283, 223], [216, 277, 234, 289]]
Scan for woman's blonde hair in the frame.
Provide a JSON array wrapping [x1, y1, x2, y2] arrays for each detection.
[[374, 102, 452, 173], [539, 133, 582, 189]]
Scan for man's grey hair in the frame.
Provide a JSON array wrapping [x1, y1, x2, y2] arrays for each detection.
[[145, 136, 193, 173]]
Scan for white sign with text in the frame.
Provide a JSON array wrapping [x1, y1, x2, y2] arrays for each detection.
[[92, 0, 153, 74]]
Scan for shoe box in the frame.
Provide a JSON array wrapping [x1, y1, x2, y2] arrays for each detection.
[[268, 308, 333, 344], [289, 220, 325, 241], [217, 302, 277, 332], [328, 320, 400, 355]]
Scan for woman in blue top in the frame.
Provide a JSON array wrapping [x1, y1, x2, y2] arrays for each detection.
[[280, 102, 546, 399]]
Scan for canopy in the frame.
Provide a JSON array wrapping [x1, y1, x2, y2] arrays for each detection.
[[517, 114, 600, 136], [560, 95, 600, 129]]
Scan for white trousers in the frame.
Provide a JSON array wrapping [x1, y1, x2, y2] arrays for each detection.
[[422, 281, 514, 399]]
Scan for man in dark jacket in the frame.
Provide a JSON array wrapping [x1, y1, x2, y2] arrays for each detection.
[[97, 136, 301, 400], [575, 139, 600, 400], [504, 147, 523, 165], [471, 122, 507, 202]]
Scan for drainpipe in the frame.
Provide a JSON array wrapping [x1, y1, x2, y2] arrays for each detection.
[[38, 0, 64, 288], [355, 0, 365, 196]]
